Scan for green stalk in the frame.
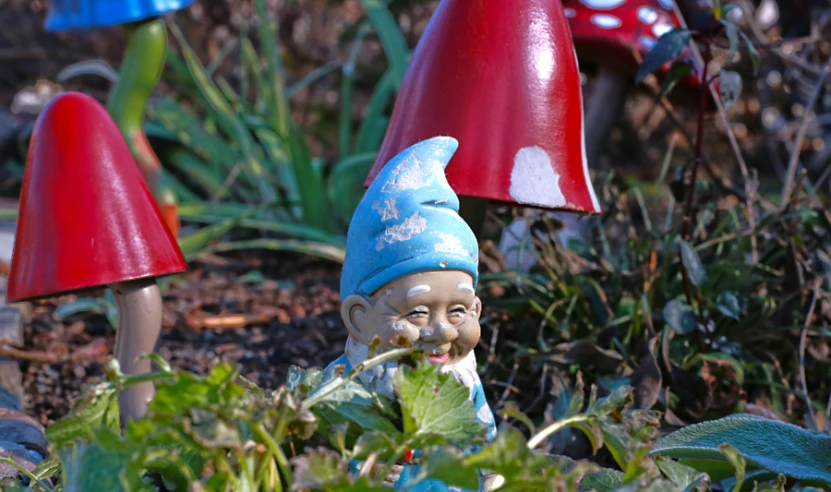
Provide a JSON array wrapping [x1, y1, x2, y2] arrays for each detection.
[[107, 18, 180, 238]]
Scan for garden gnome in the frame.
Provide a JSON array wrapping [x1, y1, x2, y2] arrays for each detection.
[[326, 137, 498, 490]]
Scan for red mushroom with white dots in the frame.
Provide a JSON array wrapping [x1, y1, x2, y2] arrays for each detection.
[[365, 0, 602, 238]]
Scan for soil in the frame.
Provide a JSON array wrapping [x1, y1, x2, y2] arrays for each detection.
[[19, 253, 347, 426]]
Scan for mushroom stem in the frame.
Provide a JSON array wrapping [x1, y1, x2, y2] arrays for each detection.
[[107, 17, 179, 238], [110, 277, 162, 422], [583, 66, 629, 168]]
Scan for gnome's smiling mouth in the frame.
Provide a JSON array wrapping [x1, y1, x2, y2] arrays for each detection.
[[428, 352, 450, 364]]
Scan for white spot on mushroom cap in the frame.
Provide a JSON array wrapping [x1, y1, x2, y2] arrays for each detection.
[[509, 146, 567, 209], [564, 8, 577, 18], [637, 6, 658, 24], [658, 0, 674, 8], [580, 0, 626, 8], [652, 22, 674, 38], [407, 285, 431, 297], [376, 212, 427, 250], [591, 14, 622, 29], [639, 36, 657, 50]]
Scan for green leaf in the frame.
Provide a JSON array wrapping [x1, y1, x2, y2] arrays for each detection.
[[148, 363, 244, 416], [719, 443, 747, 492], [679, 240, 707, 286], [291, 447, 348, 489], [58, 438, 135, 492], [422, 446, 480, 489], [580, 467, 625, 491], [200, 238, 345, 264], [716, 291, 742, 320], [656, 457, 709, 491], [45, 383, 120, 451], [741, 32, 761, 76], [352, 430, 399, 461], [178, 207, 259, 258], [358, 0, 410, 89], [310, 376, 399, 436], [636, 28, 692, 83], [720, 19, 740, 65], [395, 362, 486, 445], [663, 300, 697, 334], [652, 414, 831, 486], [658, 61, 694, 99]]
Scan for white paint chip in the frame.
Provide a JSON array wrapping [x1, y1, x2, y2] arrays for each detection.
[[580, 0, 626, 8], [457, 283, 475, 294], [591, 14, 622, 29], [372, 197, 399, 222], [376, 212, 427, 250], [637, 6, 658, 24], [509, 146, 567, 209], [407, 285, 432, 297]]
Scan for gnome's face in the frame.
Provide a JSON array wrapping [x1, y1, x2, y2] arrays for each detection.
[[341, 269, 481, 365]]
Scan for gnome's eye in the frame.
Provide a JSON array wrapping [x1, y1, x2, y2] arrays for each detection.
[[449, 307, 467, 316], [407, 308, 428, 318]]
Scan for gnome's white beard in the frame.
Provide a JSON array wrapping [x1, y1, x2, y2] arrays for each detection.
[[344, 337, 481, 399]]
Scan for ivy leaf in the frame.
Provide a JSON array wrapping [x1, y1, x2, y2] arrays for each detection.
[[720, 70, 743, 111], [464, 427, 556, 486], [422, 446, 481, 489], [636, 28, 692, 84], [313, 377, 399, 435], [148, 363, 245, 416], [58, 432, 139, 492], [395, 362, 486, 445], [663, 300, 697, 334], [291, 447, 348, 489], [352, 430, 399, 461], [45, 382, 120, 451], [652, 414, 831, 486], [679, 240, 707, 286], [658, 61, 694, 99]]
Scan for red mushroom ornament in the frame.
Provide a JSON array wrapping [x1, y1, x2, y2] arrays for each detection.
[[7, 92, 187, 422], [365, 0, 601, 236]]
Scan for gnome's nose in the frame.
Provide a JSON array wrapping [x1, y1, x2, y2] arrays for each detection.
[[420, 318, 458, 346]]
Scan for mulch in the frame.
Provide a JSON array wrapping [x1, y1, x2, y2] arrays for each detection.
[[18, 252, 347, 426]]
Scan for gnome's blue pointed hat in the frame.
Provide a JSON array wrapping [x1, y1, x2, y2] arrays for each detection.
[[45, 0, 196, 31], [341, 137, 479, 300]]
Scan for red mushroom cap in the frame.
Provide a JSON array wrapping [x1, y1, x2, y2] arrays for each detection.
[[365, 0, 601, 214], [563, 0, 706, 90], [564, 0, 683, 74], [7, 92, 187, 303]]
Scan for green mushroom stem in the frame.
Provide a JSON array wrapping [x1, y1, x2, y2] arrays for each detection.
[[107, 17, 179, 238], [111, 278, 163, 422]]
